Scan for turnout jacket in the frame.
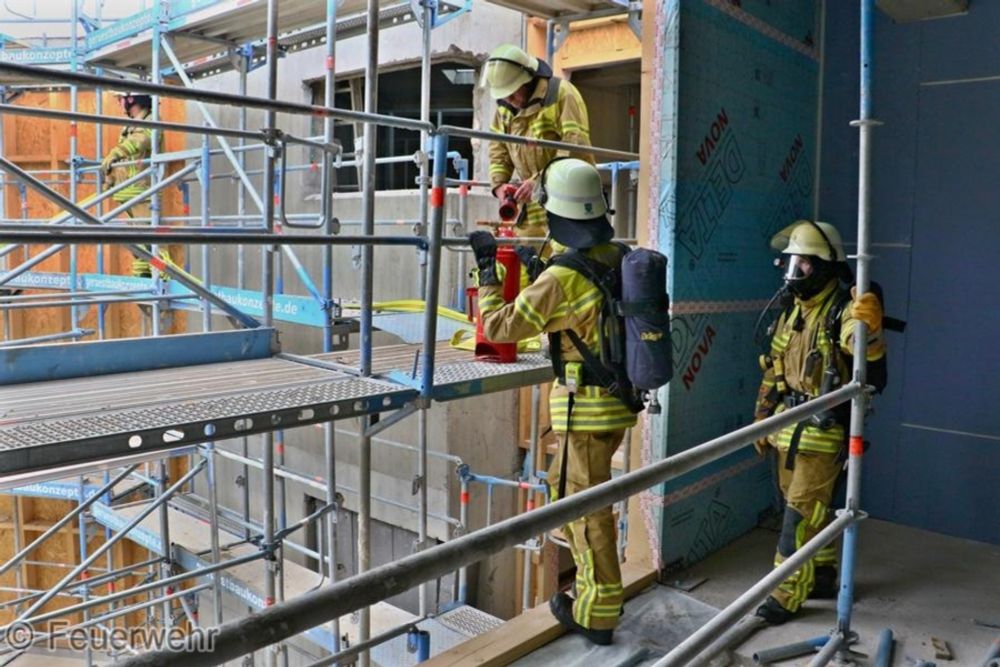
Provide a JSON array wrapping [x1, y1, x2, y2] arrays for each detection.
[[755, 280, 886, 454], [479, 243, 637, 433], [488, 76, 593, 236]]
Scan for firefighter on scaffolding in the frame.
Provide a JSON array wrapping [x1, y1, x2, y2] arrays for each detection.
[[480, 44, 594, 239], [101, 92, 163, 278], [469, 159, 633, 645], [753, 220, 886, 625]]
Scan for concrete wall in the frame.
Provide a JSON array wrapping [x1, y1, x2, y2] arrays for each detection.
[[819, 2, 1000, 545]]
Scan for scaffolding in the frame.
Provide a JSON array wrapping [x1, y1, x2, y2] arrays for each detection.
[[0, 1, 643, 665], [0, 0, 882, 666]]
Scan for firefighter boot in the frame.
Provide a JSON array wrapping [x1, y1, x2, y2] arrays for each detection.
[[549, 592, 613, 646], [755, 596, 794, 626], [810, 566, 839, 599]]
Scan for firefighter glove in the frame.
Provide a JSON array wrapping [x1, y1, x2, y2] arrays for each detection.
[[752, 415, 771, 457], [100, 148, 123, 175], [514, 178, 535, 204], [850, 287, 883, 334], [493, 183, 517, 199], [514, 245, 545, 283], [469, 231, 501, 286]]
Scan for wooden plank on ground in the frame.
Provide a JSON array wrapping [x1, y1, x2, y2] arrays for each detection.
[[424, 563, 657, 667]]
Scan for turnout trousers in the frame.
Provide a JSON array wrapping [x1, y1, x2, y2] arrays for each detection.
[[548, 429, 626, 630]]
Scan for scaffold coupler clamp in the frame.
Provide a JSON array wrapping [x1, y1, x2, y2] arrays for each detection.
[[261, 127, 285, 158], [456, 463, 472, 483], [835, 508, 869, 523]]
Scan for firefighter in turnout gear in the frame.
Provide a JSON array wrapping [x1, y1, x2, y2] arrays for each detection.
[[753, 220, 886, 625], [481, 44, 594, 238], [101, 92, 163, 278], [469, 158, 633, 645]]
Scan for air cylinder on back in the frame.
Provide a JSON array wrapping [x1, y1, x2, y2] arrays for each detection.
[[620, 248, 672, 390]]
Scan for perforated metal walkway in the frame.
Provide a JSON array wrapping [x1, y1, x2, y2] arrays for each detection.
[[0, 342, 551, 476]]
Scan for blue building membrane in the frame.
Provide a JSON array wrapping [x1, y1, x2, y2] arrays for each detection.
[[820, 2, 1000, 545], [650, 0, 820, 568]]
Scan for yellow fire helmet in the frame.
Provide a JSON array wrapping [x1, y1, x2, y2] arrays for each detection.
[[538, 158, 613, 249], [479, 44, 539, 99], [770, 220, 846, 263]]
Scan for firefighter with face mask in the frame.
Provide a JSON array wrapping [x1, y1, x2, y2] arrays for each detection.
[[481, 44, 594, 239], [753, 220, 885, 625], [101, 92, 164, 277], [468, 158, 634, 645]]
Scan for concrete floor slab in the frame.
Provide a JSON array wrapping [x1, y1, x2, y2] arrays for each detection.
[[675, 519, 1000, 666]]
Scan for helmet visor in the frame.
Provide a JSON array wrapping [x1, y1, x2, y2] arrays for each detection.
[[783, 254, 814, 282]]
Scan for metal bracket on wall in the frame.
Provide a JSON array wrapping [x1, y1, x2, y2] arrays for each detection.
[[628, 1, 642, 40], [551, 20, 571, 56]]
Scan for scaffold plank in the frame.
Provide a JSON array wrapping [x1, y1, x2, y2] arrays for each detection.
[[0, 342, 551, 477]]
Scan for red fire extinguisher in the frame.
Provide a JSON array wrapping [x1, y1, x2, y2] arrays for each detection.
[[465, 225, 520, 363]]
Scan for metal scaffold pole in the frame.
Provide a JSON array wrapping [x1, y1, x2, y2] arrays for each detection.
[[150, 6, 165, 337], [68, 0, 80, 332], [261, 1, 280, 666], [418, 0, 433, 300], [833, 1, 877, 662], [417, 1, 434, 618], [358, 0, 380, 663], [321, 0, 342, 658]]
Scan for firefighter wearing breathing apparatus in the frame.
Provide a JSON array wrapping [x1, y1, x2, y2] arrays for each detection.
[[753, 220, 885, 625], [481, 44, 594, 238], [468, 158, 637, 645]]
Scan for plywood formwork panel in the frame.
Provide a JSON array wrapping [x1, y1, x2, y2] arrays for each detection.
[[1, 90, 188, 345]]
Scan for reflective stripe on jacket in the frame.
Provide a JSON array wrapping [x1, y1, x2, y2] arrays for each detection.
[[488, 77, 593, 237], [760, 280, 885, 454], [479, 243, 636, 432]]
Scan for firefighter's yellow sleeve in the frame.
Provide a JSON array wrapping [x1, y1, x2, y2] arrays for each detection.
[[478, 269, 573, 343], [116, 126, 153, 159], [555, 83, 595, 165], [488, 108, 515, 191], [754, 366, 779, 421]]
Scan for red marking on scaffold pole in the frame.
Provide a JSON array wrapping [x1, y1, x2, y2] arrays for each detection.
[[459, 185, 469, 196], [526, 499, 535, 511], [460, 491, 469, 505], [849, 436, 864, 456], [276, 442, 285, 455], [149, 257, 167, 272], [309, 162, 318, 172], [108, 582, 115, 593], [69, 123, 78, 138], [265, 596, 274, 606], [183, 206, 191, 215], [80, 570, 89, 580], [628, 105, 637, 117], [325, 56, 334, 71], [430, 186, 445, 209]]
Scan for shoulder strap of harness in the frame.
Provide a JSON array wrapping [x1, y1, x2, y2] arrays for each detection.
[[542, 76, 561, 108], [547, 247, 643, 413]]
